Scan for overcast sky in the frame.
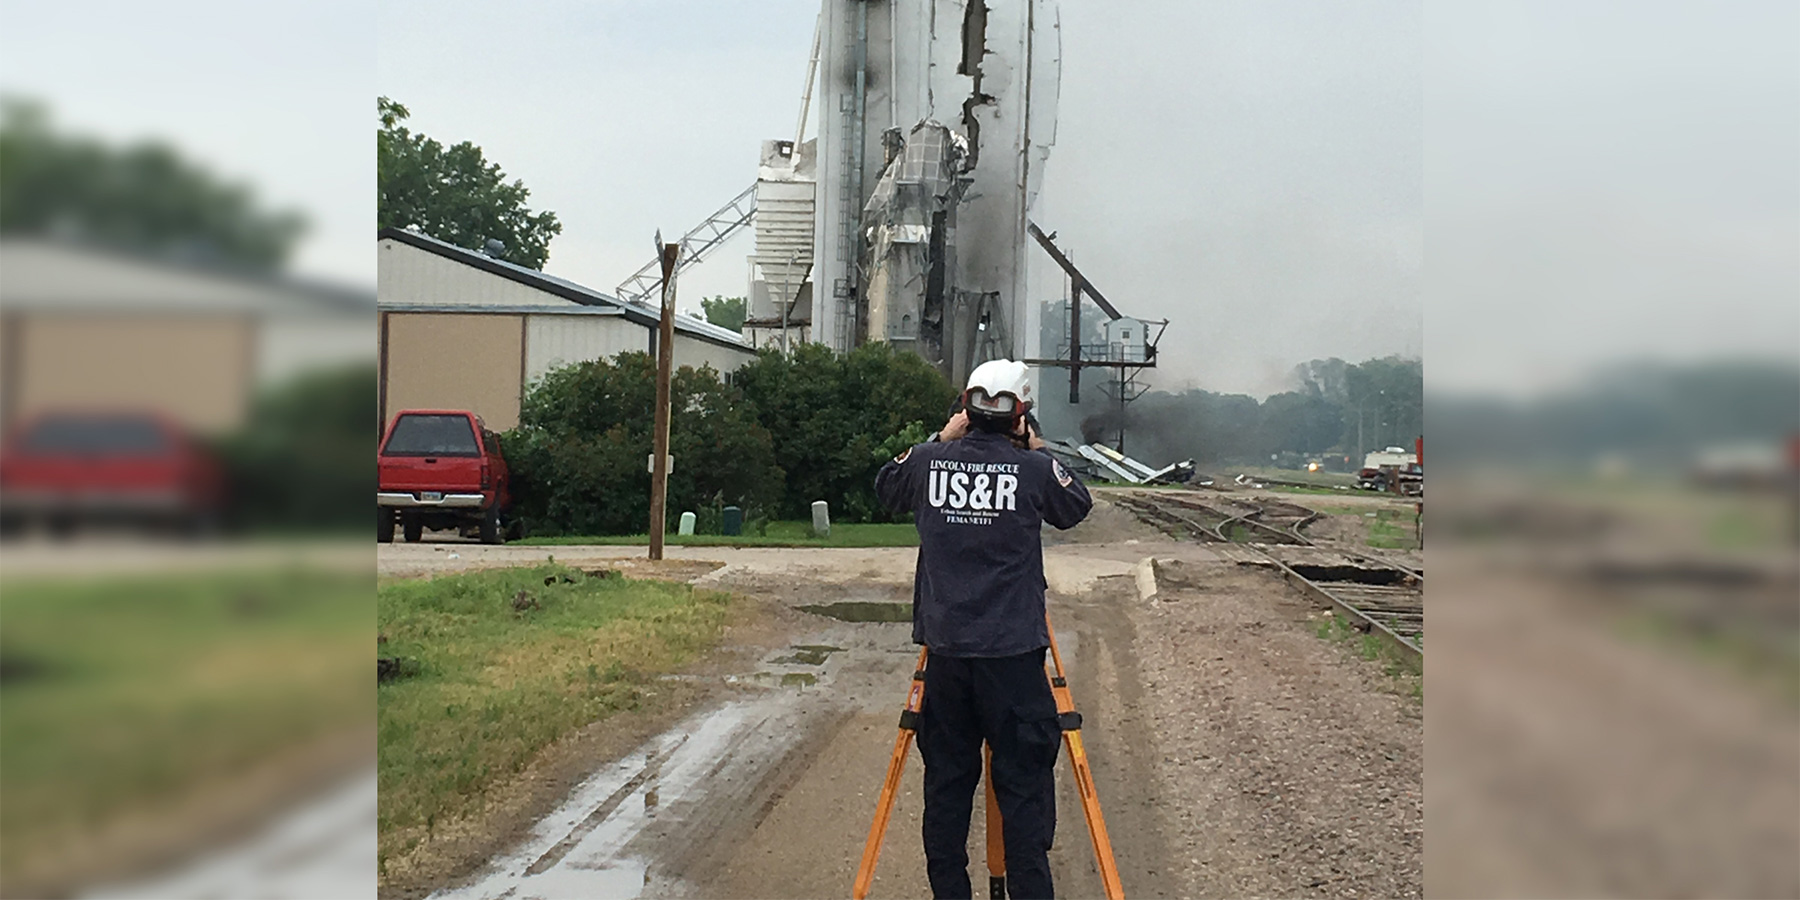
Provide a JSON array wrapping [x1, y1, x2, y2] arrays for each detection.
[[7, 1, 1790, 400], [0, 1, 374, 290], [1, 0, 1425, 397], [372, 0, 1423, 397], [1037, 2, 1423, 396], [1424, 0, 1799, 397]]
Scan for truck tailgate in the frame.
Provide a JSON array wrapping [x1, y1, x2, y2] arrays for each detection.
[[378, 456, 482, 493]]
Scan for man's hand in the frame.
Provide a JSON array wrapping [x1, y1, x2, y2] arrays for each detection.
[[1022, 420, 1046, 450], [938, 410, 970, 442], [1008, 418, 1047, 450]]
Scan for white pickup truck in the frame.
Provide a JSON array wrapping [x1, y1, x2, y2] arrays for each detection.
[[1357, 446, 1421, 493]]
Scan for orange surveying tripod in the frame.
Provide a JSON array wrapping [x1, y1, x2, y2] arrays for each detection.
[[851, 615, 1125, 900]]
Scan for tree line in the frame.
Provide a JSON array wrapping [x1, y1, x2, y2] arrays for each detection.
[[1084, 356, 1423, 469], [1428, 359, 1798, 468]]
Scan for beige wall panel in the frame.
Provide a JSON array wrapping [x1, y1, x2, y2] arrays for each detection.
[[524, 315, 646, 384], [14, 314, 254, 434], [258, 316, 377, 384], [379, 240, 572, 309], [1, 313, 17, 432], [672, 334, 756, 375], [383, 313, 524, 430]]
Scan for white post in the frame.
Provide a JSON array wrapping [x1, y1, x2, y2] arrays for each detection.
[[810, 500, 831, 538]]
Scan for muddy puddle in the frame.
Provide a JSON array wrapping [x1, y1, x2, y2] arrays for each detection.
[[428, 602, 915, 900], [86, 770, 375, 899], [796, 601, 911, 622], [769, 644, 843, 665], [428, 700, 789, 900]]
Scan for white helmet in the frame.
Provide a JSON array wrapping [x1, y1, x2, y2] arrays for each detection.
[[964, 359, 1033, 421]]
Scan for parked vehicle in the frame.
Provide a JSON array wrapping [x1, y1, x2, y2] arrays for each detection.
[[1356, 446, 1420, 492], [377, 410, 510, 544], [0, 410, 224, 535], [1357, 460, 1423, 495]]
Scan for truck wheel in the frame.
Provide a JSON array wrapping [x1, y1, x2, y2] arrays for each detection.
[[377, 508, 395, 543], [479, 506, 503, 544], [403, 513, 422, 543]]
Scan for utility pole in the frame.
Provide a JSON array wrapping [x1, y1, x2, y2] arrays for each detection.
[[649, 241, 679, 561], [1115, 368, 1126, 454], [1068, 273, 1083, 404], [1378, 389, 1388, 450]]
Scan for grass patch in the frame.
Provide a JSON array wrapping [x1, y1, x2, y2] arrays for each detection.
[[1231, 465, 1359, 489], [0, 568, 369, 887], [1313, 612, 1424, 687], [1702, 503, 1790, 552], [1262, 483, 1353, 496], [377, 563, 730, 871], [1311, 503, 1373, 516], [516, 520, 919, 548], [1617, 609, 1799, 707], [1367, 507, 1422, 550], [1093, 481, 1194, 491]]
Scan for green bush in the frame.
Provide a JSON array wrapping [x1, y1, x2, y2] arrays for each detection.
[[502, 353, 784, 536], [500, 343, 955, 535], [733, 342, 957, 522], [215, 363, 375, 531]]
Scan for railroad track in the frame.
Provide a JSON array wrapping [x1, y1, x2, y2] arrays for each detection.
[[1111, 494, 1230, 543], [1154, 492, 1424, 581], [1115, 491, 1423, 665]]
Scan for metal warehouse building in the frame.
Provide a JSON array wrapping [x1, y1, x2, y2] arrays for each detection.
[[378, 228, 756, 430], [0, 238, 374, 435]]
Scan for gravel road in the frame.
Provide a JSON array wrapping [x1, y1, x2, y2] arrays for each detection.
[[384, 497, 1426, 899]]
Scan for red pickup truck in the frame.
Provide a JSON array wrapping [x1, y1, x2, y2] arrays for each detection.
[[0, 410, 224, 536], [377, 409, 511, 544]]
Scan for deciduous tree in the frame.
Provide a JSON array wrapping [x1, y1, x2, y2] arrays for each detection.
[[699, 296, 748, 333], [0, 97, 305, 270], [378, 97, 561, 270]]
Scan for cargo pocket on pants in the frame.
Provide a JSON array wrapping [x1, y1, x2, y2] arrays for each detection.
[[1011, 702, 1063, 770]]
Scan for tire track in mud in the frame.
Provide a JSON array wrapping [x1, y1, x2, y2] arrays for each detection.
[[642, 706, 856, 894], [523, 738, 685, 877], [672, 566, 1184, 899]]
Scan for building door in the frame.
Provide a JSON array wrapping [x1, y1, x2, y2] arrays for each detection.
[[380, 313, 525, 430]]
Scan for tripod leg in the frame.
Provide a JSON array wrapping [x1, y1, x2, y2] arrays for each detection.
[[1045, 616, 1126, 900], [853, 648, 930, 900], [984, 744, 1006, 899]]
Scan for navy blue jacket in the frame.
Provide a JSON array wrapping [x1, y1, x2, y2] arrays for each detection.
[[875, 430, 1093, 657]]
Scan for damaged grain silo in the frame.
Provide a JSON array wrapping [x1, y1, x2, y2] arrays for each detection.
[[810, 0, 1062, 386]]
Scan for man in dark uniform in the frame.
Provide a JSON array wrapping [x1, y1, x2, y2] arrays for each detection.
[[875, 359, 1093, 899]]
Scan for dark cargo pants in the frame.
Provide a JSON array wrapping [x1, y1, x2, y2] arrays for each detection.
[[917, 647, 1062, 900]]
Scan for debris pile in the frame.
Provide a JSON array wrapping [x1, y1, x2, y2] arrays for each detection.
[[1044, 440, 1194, 485]]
